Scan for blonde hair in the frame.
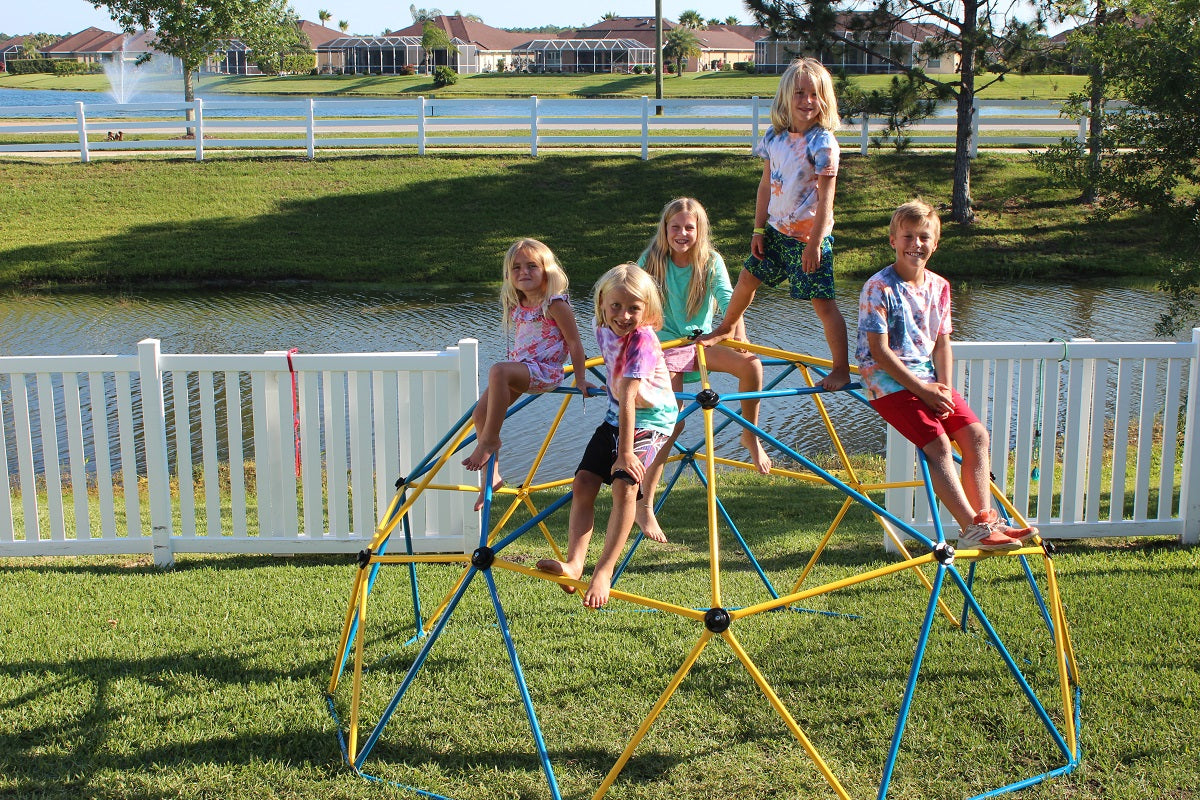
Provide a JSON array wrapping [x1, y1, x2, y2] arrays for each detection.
[[639, 197, 716, 319], [499, 238, 568, 331], [592, 263, 664, 332], [889, 199, 942, 241], [770, 58, 840, 134]]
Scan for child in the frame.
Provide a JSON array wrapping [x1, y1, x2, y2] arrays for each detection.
[[635, 197, 771, 543], [701, 57, 851, 392], [537, 264, 678, 608], [462, 238, 592, 510], [856, 200, 1037, 550]]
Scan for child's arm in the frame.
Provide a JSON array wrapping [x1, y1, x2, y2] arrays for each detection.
[[931, 333, 955, 388], [750, 162, 771, 260], [547, 299, 595, 395], [802, 174, 836, 273], [866, 332, 955, 417], [613, 377, 645, 483]]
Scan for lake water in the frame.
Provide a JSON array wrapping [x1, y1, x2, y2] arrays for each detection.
[[0, 282, 1173, 479], [0, 86, 1064, 120]]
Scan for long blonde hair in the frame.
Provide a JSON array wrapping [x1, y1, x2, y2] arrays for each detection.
[[499, 238, 568, 332], [639, 197, 716, 320], [592, 263, 664, 332], [770, 57, 840, 134]]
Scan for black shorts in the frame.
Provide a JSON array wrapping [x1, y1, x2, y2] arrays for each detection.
[[576, 422, 668, 488]]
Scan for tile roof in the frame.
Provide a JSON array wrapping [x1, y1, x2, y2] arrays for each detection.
[[387, 15, 532, 50], [41, 27, 125, 54], [298, 20, 345, 48]]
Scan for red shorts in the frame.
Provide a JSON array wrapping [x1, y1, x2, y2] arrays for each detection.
[[870, 388, 980, 449]]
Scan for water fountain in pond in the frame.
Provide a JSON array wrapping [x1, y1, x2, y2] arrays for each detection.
[[103, 37, 146, 103]]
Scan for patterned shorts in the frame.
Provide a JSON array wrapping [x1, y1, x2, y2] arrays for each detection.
[[521, 359, 565, 393], [744, 226, 836, 300]]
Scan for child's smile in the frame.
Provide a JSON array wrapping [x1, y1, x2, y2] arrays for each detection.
[[790, 73, 822, 131], [666, 211, 698, 262], [603, 286, 647, 336], [510, 249, 546, 299], [890, 223, 939, 275]]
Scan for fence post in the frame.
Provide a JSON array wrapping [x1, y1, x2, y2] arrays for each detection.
[[751, 96, 760, 147], [75, 101, 89, 164], [860, 112, 869, 156], [1077, 101, 1088, 146], [970, 99, 979, 159], [530, 95, 539, 157], [1180, 328, 1200, 544], [138, 338, 175, 568], [194, 98, 205, 162], [307, 98, 316, 159], [418, 96, 426, 155], [641, 95, 649, 161]]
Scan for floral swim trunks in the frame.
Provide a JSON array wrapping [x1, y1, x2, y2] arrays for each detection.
[[744, 226, 836, 300]]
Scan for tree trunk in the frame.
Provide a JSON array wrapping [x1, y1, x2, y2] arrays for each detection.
[[951, 0, 979, 224], [1083, 0, 1107, 205]]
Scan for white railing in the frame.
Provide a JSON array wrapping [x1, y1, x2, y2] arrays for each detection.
[[0, 338, 479, 566], [4, 332, 1194, 566], [883, 331, 1200, 546], [0, 97, 1088, 162]]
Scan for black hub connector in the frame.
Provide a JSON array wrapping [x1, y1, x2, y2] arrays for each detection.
[[394, 475, 408, 489], [471, 546, 495, 569], [357, 548, 372, 568], [1042, 540, 1057, 557], [696, 388, 720, 409], [704, 607, 732, 633], [933, 541, 955, 565]]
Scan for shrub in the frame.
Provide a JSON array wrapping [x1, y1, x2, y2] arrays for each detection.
[[732, 61, 750, 72], [400, 64, 416, 76], [433, 65, 458, 87], [8, 58, 54, 75]]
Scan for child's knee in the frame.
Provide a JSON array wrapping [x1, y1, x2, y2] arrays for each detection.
[[572, 470, 603, 500]]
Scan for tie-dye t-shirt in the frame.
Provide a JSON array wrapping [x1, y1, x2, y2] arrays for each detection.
[[594, 320, 678, 435], [508, 293, 569, 392], [855, 265, 953, 400], [753, 125, 839, 242]]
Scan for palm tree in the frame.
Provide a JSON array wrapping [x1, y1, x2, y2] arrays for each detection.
[[410, 5, 443, 23], [724, 15, 740, 25], [601, 11, 619, 20], [677, 9, 704, 29], [317, 9, 332, 26], [663, 27, 701, 75], [338, 19, 349, 32]]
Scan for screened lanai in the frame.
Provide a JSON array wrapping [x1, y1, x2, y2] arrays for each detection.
[[316, 35, 478, 75], [511, 39, 654, 73]]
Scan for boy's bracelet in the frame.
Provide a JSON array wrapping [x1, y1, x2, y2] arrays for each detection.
[[752, 227, 765, 236]]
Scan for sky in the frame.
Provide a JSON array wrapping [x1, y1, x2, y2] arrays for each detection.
[[5, 0, 1066, 38]]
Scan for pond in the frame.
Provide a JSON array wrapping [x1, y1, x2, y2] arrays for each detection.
[[0, 281, 1174, 480]]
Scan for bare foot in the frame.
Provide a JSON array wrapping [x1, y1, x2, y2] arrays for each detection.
[[536, 558, 579, 594], [461, 436, 500, 471], [741, 430, 772, 475], [583, 567, 613, 609], [635, 503, 668, 543], [821, 368, 851, 392], [473, 473, 504, 512]]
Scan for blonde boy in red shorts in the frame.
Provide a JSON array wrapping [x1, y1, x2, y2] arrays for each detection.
[[856, 200, 1037, 550]]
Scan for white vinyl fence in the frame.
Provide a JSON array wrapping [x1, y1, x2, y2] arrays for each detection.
[[0, 97, 1088, 162], [884, 332, 1200, 546], [0, 338, 479, 566], [2, 333, 1197, 567]]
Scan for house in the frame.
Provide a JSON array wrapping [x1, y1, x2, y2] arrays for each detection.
[[32, 27, 178, 73], [755, 15, 959, 75], [383, 15, 529, 73], [315, 33, 477, 74], [563, 17, 758, 73], [0, 35, 31, 71], [509, 38, 654, 73], [209, 20, 344, 75]]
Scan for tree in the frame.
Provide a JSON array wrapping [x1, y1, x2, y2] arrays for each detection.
[[601, 11, 619, 20], [410, 5, 443, 23], [744, 0, 1052, 223], [21, 34, 61, 58], [338, 19, 349, 32], [250, 15, 309, 75], [725, 15, 741, 24], [420, 20, 457, 73], [317, 8, 331, 26], [93, 0, 299, 104], [677, 9, 705, 28], [452, 10, 483, 21], [664, 27, 701, 75], [1048, 0, 1200, 333]]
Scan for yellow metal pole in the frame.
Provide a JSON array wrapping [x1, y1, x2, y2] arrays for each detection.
[[591, 631, 714, 800], [328, 561, 369, 694], [1043, 555, 1078, 756], [790, 496, 854, 592], [695, 344, 722, 610], [723, 630, 851, 800], [347, 571, 370, 764]]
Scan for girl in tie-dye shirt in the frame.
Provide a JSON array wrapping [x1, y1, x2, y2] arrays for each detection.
[[537, 264, 676, 609], [462, 239, 592, 511]]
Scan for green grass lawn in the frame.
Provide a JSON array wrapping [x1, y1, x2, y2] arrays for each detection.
[[0, 473, 1196, 800], [0, 70, 1089, 101], [0, 152, 1170, 291]]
